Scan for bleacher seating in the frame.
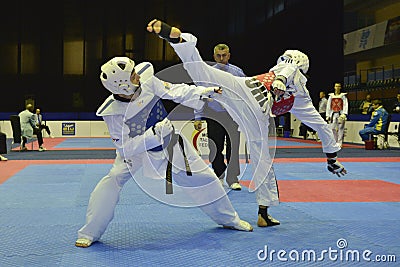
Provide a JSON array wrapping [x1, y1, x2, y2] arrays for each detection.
[[344, 65, 400, 115]]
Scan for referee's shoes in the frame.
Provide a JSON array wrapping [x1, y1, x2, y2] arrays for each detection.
[[230, 182, 242, 190]]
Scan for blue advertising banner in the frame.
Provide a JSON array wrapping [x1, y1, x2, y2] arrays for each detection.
[[62, 122, 76, 136]]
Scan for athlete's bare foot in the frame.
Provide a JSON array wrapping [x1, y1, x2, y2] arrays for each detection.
[[147, 19, 181, 41]]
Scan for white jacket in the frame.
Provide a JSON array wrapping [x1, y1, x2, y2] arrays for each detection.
[[18, 109, 37, 138], [97, 75, 207, 178]]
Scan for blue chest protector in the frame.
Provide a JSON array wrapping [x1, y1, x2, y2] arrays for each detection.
[[125, 98, 169, 152], [124, 96, 191, 194]]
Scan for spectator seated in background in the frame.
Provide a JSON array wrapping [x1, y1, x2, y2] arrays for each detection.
[[359, 94, 373, 115], [35, 108, 53, 138], [18, 104, 46, 152], [359, 99, 389, 142]]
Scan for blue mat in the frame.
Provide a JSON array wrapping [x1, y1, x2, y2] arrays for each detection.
[[0, 162, 399, 266], [52, 138, 316, 149], [275, 139, 320, 147], [54, 138, 114, 148]]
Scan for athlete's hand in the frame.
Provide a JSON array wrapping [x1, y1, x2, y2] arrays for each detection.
[[153, 118, 174, 139], [272, 79, 286, 101], [147, 19, 160, 33], [200, 86, 221, 100], [146, 19, 181, 43], [338, 114, 347, 124]]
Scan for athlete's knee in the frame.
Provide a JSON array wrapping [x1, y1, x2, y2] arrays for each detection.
[[107, 169, 131, 187]]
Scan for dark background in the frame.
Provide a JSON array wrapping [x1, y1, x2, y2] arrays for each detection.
[[0, 0, 343, 113]]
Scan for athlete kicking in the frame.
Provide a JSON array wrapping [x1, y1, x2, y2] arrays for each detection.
[[146, 19, 347, 227]]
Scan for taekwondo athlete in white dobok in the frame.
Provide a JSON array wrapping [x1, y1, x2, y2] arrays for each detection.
[[268, 53, 346, 171], [326, 83, 348, 147], [147, 19, 347, 228], [75, 57, 253, 248]]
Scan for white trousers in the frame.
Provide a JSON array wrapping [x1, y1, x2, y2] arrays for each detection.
[[329, 112, 345, 146], [290, 94, 341, 153], [77, 151, 241, 242]]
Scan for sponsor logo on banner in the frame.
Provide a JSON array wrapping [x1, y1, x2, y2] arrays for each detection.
[[192, 128, 207, 152], [62, 122, 76, 136], [344, 20, 389, 55]]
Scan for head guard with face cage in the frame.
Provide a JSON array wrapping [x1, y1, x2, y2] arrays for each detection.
[[100, 57, 138, 95], [277, 50, 309, 74]]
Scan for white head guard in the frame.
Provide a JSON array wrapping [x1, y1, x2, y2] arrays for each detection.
[[100, 56, 137, 95], [277, 50, 309, 74]]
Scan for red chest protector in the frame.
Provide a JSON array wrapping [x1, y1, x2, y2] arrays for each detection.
[[331, 98, 343, 112], [255, 72, 295, 116]]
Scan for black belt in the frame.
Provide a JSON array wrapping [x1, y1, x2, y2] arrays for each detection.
[[165, 132, 192, 194]]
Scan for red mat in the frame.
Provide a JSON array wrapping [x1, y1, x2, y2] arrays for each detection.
[[0, 159, 114, 184], [2, 160, 400, 203], [240, 180, 400, 202], [11, 137, 116, 151]]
